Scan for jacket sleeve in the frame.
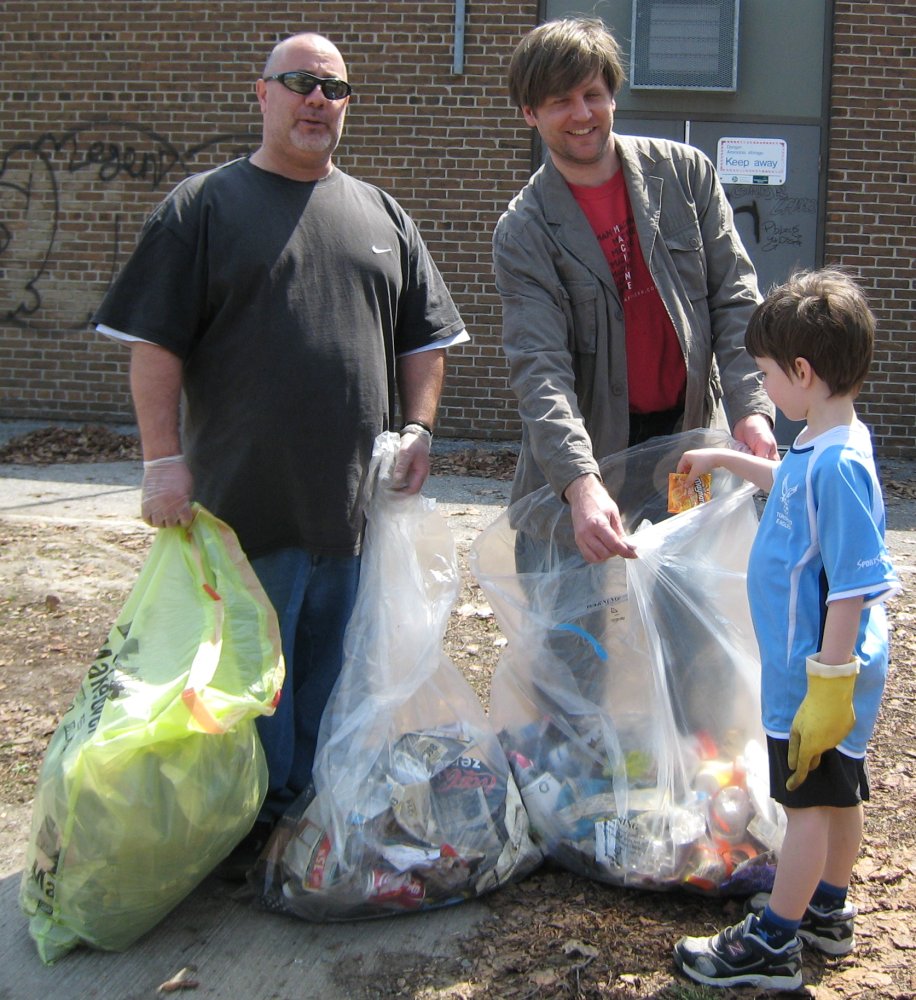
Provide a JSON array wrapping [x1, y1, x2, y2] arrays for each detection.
[[691, 155, 775, 427], [492, 213, 602, 499]]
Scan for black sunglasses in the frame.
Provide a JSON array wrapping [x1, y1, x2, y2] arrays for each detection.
[[263, 71, 352, 101]]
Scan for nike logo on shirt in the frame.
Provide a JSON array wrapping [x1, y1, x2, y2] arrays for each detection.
[[371, 245, 392, 254]]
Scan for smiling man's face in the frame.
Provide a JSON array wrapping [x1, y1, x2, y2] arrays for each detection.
[[522, 71, 618, 185]]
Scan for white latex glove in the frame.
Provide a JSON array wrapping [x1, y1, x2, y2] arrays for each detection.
[[141, 455, 194, 527], [391, 423, 432, 493]]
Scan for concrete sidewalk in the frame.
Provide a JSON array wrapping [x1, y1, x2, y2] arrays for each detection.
[[0, 433, 512, 1000], [0, 869, 489, 998], [0, 420, 513, 547], [2, 444, 911, 567], [0, 457, 512, 545]]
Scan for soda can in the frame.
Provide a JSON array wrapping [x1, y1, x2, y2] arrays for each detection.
[[364, 868, 426, 909], [431, 755, 500, 801], [305, 831, 334, 890]]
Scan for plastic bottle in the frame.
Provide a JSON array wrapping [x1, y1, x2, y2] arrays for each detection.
[[708, 785, 753, 843]]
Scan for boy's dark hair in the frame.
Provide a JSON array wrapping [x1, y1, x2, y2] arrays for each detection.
[[745, 268, 875, 396], [507, 17, 626, 111]]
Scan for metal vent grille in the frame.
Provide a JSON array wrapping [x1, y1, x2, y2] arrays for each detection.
[[630, 0, 739, 91]]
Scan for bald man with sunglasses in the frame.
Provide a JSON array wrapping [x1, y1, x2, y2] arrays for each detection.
[[94, 32, 467, 877]]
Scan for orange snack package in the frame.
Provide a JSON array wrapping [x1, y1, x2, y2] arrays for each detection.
[[667, 472, 712, 514]]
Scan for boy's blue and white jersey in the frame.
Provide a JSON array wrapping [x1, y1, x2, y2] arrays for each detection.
[[748, 420, 900, 756]]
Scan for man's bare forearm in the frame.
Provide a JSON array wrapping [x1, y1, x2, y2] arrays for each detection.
[[130, 341, 184, 460]]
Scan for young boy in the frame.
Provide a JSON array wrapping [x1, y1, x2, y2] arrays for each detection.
[[671, 268, 901, 990]]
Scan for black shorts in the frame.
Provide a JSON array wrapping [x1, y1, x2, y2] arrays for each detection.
[[767, 736, 870, 809]]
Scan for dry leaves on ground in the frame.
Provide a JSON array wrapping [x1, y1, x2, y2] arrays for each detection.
[[0, 424, 141, 464], [0, 424, 521, 481]]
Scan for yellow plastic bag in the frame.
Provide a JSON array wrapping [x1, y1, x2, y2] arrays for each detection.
[[19, 506, 284, 963]]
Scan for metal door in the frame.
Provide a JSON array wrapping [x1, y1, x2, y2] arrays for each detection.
[[689, 121, 821, 443], [617, 118, 822, 443]]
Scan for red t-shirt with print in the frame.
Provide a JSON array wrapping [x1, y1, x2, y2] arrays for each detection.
[[568, 171, 686, 414]]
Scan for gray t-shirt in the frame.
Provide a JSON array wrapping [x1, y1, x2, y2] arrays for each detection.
[[94, 159, 464, 556]]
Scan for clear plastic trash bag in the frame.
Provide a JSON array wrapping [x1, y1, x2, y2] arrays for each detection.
[[470, 430, 784, 896], [254, 432, 540, 920], [19, 506, 284, 963]]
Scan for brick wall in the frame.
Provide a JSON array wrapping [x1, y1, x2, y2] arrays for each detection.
[[0, 1, 536, 440], [1, 2, 912, 454], [826, 2, 914, 456]]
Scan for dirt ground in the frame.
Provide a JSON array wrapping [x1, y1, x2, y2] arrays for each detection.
[[1, 427, 914, 999]]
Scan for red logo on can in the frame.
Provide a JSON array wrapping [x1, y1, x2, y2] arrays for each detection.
[[307, 833, 333, 889]]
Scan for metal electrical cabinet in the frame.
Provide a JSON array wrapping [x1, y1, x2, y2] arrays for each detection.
[[539, 0, 832, 442]]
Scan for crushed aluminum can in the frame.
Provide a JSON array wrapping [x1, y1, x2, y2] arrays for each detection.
[[364, 868, 426, 909], [430, 753, 500, 803]]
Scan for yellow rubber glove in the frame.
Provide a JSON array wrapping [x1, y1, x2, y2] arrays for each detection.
[[786, 655, 859, 791]]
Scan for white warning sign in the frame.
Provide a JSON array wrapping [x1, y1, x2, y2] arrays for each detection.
[[717, 137, 787, 185]]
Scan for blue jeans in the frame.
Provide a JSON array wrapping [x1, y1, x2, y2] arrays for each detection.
[[249, 547, 361, 822]]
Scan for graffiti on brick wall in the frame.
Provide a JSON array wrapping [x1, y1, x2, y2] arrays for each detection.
[[0, 121, 257, 330], [725, 184, 819, 300], [727, 186, 817, 252]]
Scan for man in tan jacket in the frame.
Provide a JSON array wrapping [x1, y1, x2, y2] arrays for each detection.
[[494, 17, 777, 563]]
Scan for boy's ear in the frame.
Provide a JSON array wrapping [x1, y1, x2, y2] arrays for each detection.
[[793, 357, 815, 385]]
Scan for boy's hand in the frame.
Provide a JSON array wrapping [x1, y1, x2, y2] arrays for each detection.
[[676, 449, 721, 479], [786, 656, 859, 790]]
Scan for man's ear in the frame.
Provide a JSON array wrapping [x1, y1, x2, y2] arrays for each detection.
[[255, 78, 268, 113], [522, 105, 539, 128]]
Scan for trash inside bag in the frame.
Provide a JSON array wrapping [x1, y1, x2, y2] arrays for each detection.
[[19, 506, 284, 963], [471, 429, 784, 896], [254, 432, 540, 920]]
